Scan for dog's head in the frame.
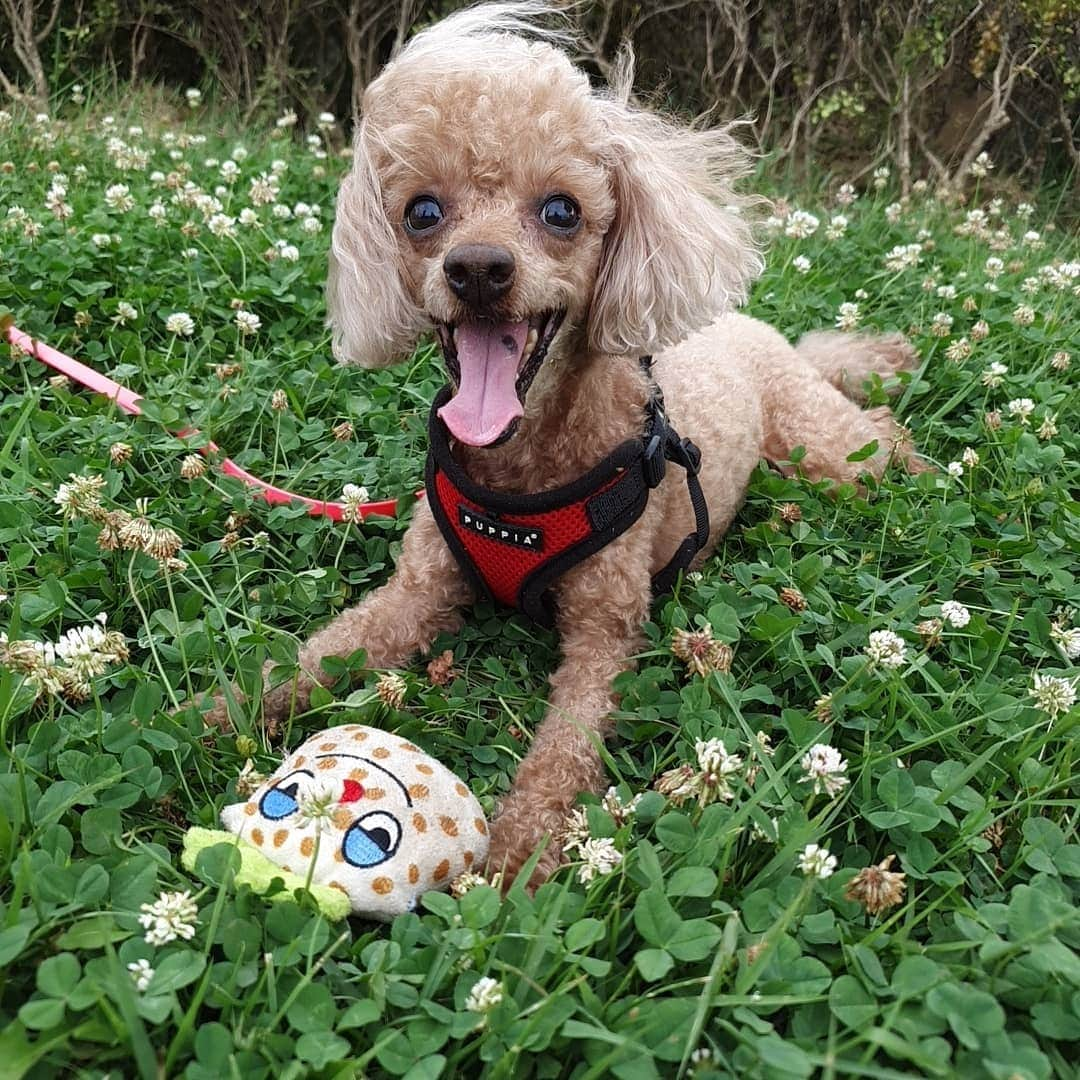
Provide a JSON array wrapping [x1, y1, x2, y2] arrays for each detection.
[[328, 1, 762, 448]]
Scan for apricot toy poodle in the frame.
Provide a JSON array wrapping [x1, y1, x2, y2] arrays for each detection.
[[203, 1, 923, 887]]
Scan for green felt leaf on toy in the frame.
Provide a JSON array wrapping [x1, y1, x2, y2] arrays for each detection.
[[181, 827, 353, 920], [202, 724, 490, 921]]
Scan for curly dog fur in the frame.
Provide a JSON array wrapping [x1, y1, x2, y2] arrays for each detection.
[[201, 1, 924, 887]]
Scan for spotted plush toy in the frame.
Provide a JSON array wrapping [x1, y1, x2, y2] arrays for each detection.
[[182, 724, 489, 921]]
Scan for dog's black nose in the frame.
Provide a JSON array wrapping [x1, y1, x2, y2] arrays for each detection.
[[443, 244, 515, 312]]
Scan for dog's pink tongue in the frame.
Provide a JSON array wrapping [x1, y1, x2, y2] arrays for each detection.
[[438, 321, 529, 446]]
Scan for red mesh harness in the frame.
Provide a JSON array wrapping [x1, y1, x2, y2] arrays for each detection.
[[425, 360, 710, 626]]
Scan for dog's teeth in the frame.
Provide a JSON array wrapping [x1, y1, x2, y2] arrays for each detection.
[[525, 328, 538, 355]]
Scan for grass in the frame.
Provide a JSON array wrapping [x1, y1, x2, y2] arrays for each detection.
[[0, 93, 1078, 1080]]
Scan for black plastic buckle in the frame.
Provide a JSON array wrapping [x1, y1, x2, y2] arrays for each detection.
[[668, 436, 702, 476], [643, 433, 666, 488]]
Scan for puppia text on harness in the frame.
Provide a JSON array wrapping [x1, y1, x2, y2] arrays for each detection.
[[424, 363, 710, 626]]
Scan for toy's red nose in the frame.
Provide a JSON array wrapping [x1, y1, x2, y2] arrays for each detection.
[[340, 779, 364, 804]]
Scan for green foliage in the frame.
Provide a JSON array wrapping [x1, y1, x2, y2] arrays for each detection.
[[0, 98, 1078, 1078]]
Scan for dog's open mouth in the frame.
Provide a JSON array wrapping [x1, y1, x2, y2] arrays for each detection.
[[434, 310, 564, 447]]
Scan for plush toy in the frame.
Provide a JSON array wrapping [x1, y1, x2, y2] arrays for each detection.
[[182, 724, 489, 921]]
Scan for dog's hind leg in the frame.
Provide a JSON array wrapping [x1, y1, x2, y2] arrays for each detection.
[[761, 333, 926, 484], [793, 329, 919, 403]]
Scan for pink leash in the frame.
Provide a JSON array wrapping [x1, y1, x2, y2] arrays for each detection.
[[4, 324, 409, 521]]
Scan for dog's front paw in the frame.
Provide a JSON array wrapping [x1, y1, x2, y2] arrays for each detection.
[[486, 800, 567, 892]]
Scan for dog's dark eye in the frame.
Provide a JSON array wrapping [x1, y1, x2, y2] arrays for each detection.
[[404, 196, 444, 234], [539, 195, 580, 232]]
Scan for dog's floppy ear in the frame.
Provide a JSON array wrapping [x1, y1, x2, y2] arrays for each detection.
[[326, 122, 426, 368], [588, 104, 763, 356]]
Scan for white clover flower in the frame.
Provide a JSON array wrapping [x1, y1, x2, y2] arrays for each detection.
[[301, 215, 322, 234], [1050, 624, 1080, 661], [945, 337, 972, 362], [601, 786, 643, 824], [961, 446, 979, 468], [835, 302, 860, 331], [277, 242, 300, 262], [239, 207, 259, 227], [55, 621, 112, 679], [53, 473, 106, 519], [825, 214, 848, 240], [1038, 413, 1058, 441], [884, 243, 922, 271], [295, 781, 339, 831], [276, 110, 298, 129], [1030, 673, 1077, 719], [138, 890, 199, 946], [836, 182, 856, 205], [219, 159, 240, 182], [936, 284, 957, 300], [884, 202, 902, 223], [1012, 304, 1036, 327], [249, 173, 279, 205], [165, 312, 195, 336], [272, 202, 292, 219], [798, 843, 837, 879], [968, 151, 993, 178], [693, 737, 743, 804], [792, 254, 812, 274], [784, 210, 819, 239], [946, 461, 964, 478], [800, 744, 849, 796], [1022, 230, 1044, 249], [112, 301, 138, 325], [1007, 398, 1035, 424], [865, 630, 907, 669], [576, 837, 623, 883], [317, 111, 336, 129], [940, 600, 971, 627], [181, 247, 199, 260], [148, 202, 167, 225], [930, 312, 954, 337], [1049, 351, 1070, 371], [341, 483, 370, 523], [104, 183, 133, 212], [235, 310, 261, 336], [981, 361, 1007, 388], [185, 88, 202, 105], [91, 232, 112, 248], [985, 256, 1004, 279], [1016, 202, 1035, 218], [208, 213, 237, 239], [128, 959, 154, 992], [465, 976, 504, 1015]]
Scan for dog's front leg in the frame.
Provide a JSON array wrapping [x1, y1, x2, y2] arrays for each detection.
[[487, 548, 651, 888], [203, 503, 473, 728]]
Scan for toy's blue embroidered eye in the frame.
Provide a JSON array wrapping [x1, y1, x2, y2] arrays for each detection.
[[259, 770, 313, 820], [342, 812, 402, 868]]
